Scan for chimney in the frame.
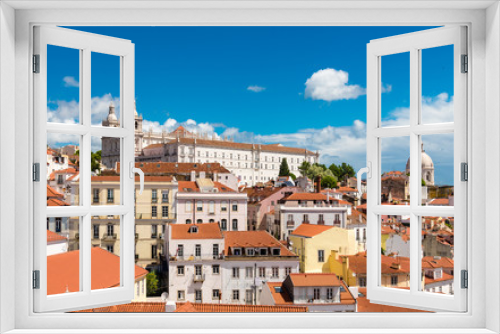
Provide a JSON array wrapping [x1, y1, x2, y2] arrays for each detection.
[[200, 171, 206, 179], [316, 175, 322, 193], [165, 301, 176, 313], [190, 170, 196, 181]]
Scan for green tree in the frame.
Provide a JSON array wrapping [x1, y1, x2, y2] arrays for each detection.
[[279, 158, 290, 176], [329, 162, 355, 181], [91, 150, 102, 174], [298, 161, 311, 177], [289, 173, 296, 181], [146, 271, 159, 296], [321, 175, 337, 189], [422, 178, 426, 186]]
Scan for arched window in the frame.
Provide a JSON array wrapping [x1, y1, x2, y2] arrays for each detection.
[[196, 219, 202, 224], [186, 219, 191, 224], [135, 121, 138, 129]]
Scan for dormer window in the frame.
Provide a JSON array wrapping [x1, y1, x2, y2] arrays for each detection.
[[188, 226, 198, 233], [233, 248, 242, 256], [246, 248, 255, 256], [272, 248, 281, 256], [259, 248, 268, 256]]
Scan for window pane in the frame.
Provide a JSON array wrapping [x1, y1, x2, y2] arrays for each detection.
[[91, 52, 120, 127], [380, 215, 410, 290], [47, 132, 81, 206], [90, 135, 122, 205], [381, 136, 410, 204], [91, 217, 121, 291], [381, 52, 410, 127], [47, 45, 80, 124], [47, 216, 81, 294], [421, 45, 454, 124], [421, 133, 454, 206], [421, 216, 454, 295]]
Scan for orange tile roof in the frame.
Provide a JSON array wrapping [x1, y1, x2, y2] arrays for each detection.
[[223, 231, 296, 257], [163, 137, 317, 155], [117, 162, 231, 175], [170, 223, 223, 240], [422, 256, 454, 269], [67, 172, 79, 181], [424, 272, 454, 285], [243, 187, 285, 201], [89, 176, 174, 182], [284, 193, 327, 201], [54, 168, 78, 174], [47, 247, 148, 295], [341, 252, 410, 275], [338, 187, 357, 193], [47, 198, 70, 207], [356, 288, 428, 312], [178, 181, 236, 193], [175, 301, 307, 313], [47, 230, 67, 243], [428, 198, 450, 206], [47, 185, 64, 199], [289, 273, 341, 287], [76, 302, 165, 313], [290, 224, 333, 238]]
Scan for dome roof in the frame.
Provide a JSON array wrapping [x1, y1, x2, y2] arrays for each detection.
[[107, 102, 118, 123], [406, 143, 434, 171]]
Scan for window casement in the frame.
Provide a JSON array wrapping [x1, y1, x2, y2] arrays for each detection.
[[177, 265, 185, 276], [318, 250, 325, 262], [177, 290, 185, 301], [107, 189, 114, 203], [212, 244, 219, 258], [151, 206, 157, 218], [161, 190, 169, 203], [232, 289, 240, 301], [271, 267, 279, 278], [232, 267, 240, 278], [232, 201, 238, 211], [92, 188, 99, 203], [365, 26, 467, 312], [151, 245, 157, 259], [212, 265, 220, 275], [326, 288, 334, 300], [245, 266, 253, 278], [151, 189, 157, 202], [258, 267, 266, 278], [221, 219, 227, 231], [195, 290, 202, 303], [195, 244, 201, 257], [92, 224, 99, 239], [313, 288, 320, 300], [177, 244, 184, 257], [151, 224, 157, 238], [212, 289, 220, 300], [196, 200, 203, 212], [162, 206, 168, 218], [232, 219, 238, 230]]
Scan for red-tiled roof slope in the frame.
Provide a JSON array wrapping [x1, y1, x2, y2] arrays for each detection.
[[289, 273, 341, 287], [223, 231, 296, 257], [178, 181, 236, 193], [47, 185, 64, 199], [171, 223, 223, 240], [117, 162, 231, 175], [47, 230, 67, 243], [76, 302, 165, 313], [88, 176, 173, 182], [291, 224, 333, 238], [47, 247, 148, 295], [285, 193, 327, 201], [428, 198, 450, 206], [47, 198, 70, 207], [340, 252, 410, 275], [422, 256, 454, 269], [356, 288, 428, 312], [175, 301, 307, 313]]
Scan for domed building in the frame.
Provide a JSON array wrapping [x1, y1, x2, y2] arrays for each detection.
[[405, 143, 434, 186], [101, 102, 121, 170]]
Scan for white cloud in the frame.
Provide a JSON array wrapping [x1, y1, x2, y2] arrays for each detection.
[[247, 85, 266, 93], [63, 76, 79, 88], [381, 83, 392, 93], [305, 68, 365, 102]]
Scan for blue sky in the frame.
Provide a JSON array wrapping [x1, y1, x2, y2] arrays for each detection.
[[47, 26, 454, 185]]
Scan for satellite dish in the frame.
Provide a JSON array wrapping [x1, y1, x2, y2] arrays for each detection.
[[161, 292, 169, 302]]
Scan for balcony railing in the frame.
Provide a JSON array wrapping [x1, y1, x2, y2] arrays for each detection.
[[193, 274, 205, 282], [101, 233, 117, 241], [286, 220, 295, 227], [152, 198, 158, 203], [107, 198, 114, 203], [318, 220, 325, 225], [333, 220, 341, 226]]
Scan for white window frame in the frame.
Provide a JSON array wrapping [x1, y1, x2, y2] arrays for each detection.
[[1, 2, 496, 334], [366, 26, 467, 312]]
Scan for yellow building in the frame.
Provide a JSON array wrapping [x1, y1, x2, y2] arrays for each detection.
[[328, 251, 410, 289], [289, 224, 363, 274], [71, 175, 177, 274]]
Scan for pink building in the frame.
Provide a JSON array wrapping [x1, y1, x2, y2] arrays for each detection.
[[176, 179, 248, 231]]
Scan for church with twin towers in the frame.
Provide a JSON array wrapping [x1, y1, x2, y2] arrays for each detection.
[[101, 102, 319, 186]]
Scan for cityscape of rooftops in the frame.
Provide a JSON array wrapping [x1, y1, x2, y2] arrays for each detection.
[[45, 26, 456, 313]]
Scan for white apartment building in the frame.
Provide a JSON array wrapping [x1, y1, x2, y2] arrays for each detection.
[[168, 224, 299, 305], [277, 193, 350, 241], [260, 273, 356, 312], [176, 178, 247, 231]]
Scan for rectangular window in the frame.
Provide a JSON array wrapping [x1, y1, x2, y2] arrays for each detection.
[[177, 265, 185, 275], [271, 267, 279, 278], [212, 244, 219, 258], [232, 219, 238, 230], [212, 289, 220, 300], [162, 206, 168, 217], [245, 290, 253, 305], [391, 275, 398, 286], [197, 200, 203, 212], [151, 224, 157, 238], [259, 267, 266, 278], [151, 189, 157, 202], [318, 250, 325, 262], [93, 188, 99, 203], [55, 218, 62, 232], [177, 290, 185, 301], [195, 265, 202, 276], [195, 244, 201, 257], [359, 277, 367, 287], [208, 200, 215, 214], [232, 267, 240, 278], [221, 201, 228, 212], [313, 288, 320, 300], [107, 224, 114, 236], [212, 265, 220, 275], [161, 190, 169, 203], [151, 206, 157, 217], [107, 189, 114, 203], [177, 244, 184, 257], [151, 245, 157, 259], [93, 225, 99, 239], [245, 267, 253, 278], [326, 288, 333, 300], [185, 200, 192, 212], [232, 201, 238, 211], [106, 245, 114, 253], [195, 290, 202, 303], [285, 267, 292, 276], [232, 290, 239, 301]]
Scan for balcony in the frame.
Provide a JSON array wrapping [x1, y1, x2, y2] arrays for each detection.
[[193, 274, 205, 282], [286, 220, 295, 228], [93, 198, 99, 204], [107, 198, 114, 204], [101, 234, 117, 241], [152, 198, 158, 203], [318, 220, 325, 225]]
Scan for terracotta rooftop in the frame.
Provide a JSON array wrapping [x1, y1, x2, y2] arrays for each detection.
[[175, 301, 307, 313], [284, 193, 327, 201], [47, 230, 67, 243], [170, 223, 223, 240], [338, 187, 358, 193], [428, 198, 450, 206], [290, 224, 333, 238], [422, 256, 454, 269], [88, 176, 174, 182], [223, 231, 296, 257], [47, 247, 148, 295], [47, 198, 70, 207], [54, 168, 78, 174], [243, 187, 287, 202], [148, 137, 317, 155], [76, 302, 165, 313], [117, 162, 231, 175], [356, 288, 428, 313], [47, 185, 64, 199], [289, 273, 341, 287], [178, 181, 236, 193], [340, 252, 410, 275]]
